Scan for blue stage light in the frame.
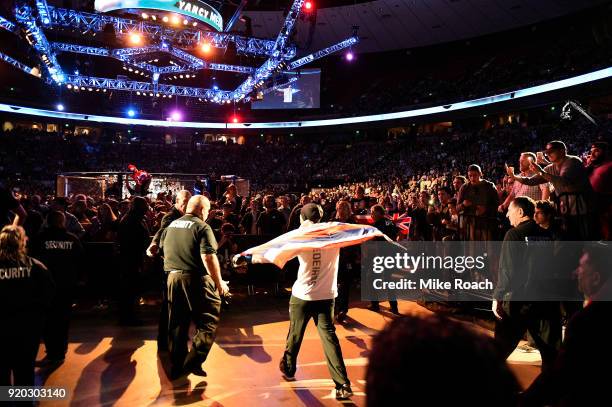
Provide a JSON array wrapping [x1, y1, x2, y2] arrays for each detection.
[[127, 109, 136, 117], [56, 103, 64, 111]]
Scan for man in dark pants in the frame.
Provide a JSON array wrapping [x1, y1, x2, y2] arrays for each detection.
[[492, 196, 561, 372], [333, 200, 358, 323], [160, 195, 229, 379], [369, 204, 400, 315], [32, 211, 82, 364], [0, 225, 55, 387], [117, 197, 150, 325], [279, 203, 353, 400], [147, 190, 192, 352]]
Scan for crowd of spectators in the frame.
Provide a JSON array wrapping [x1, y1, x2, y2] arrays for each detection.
[[2, 113, 612, 406], [1, 116, 610, 287]]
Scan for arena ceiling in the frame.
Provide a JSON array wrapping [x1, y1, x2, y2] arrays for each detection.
[[236, 0, 610, 53]]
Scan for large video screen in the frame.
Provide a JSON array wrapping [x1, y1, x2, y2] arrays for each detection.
[[252, 69, 320, 109]]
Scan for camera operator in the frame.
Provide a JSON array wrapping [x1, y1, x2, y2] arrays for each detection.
[[160, 195, 229, 379]]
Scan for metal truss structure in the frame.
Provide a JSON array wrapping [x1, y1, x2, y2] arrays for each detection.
[[0, 51, 40, 78], [14, 2, 65, 83], [232, 0, 306, 100], [35, 0, 52, 26], [288, 36, 358, 70], [0, 16, 17, 33], [1, 0, 358, 104], [46, 6, 295, 59], [51, 42, 255, 75], [64, 75, 232, 100]]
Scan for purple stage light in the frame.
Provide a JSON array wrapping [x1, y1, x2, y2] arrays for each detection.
[[345, 51, 354, 61], [170, 110, 182, 121]]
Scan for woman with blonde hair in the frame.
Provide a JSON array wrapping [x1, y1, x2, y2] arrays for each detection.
[[0, 225, 54, 386]]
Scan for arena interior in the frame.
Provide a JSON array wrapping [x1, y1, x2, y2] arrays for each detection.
[[1, 0, 612, 406]]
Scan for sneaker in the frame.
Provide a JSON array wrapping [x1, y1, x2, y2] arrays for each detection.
[[187, 366, 207, 377], [335, 384, 353, 400], [184, 360, 207, 377], [279, 359, 295, 381]]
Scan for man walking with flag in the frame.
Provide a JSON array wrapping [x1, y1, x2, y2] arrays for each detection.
[[280, 203, 352, 399], [234, 203, 391, 400]]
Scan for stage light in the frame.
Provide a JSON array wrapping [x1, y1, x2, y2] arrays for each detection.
[[129, 33, 142, 45], [183, 19, 189, 25], [193, 22, 197, 27], [74, 69, 79, 75], [201, 42, 211, 53], [170, 110, 182, 121], [141, 13, 148, 19], [304, 1, 313, 10], [162, 16, 169, 22], [56, 103, 64, 111], [66, 84, 72, 89], [345, 51, 354, 61], [231, 116, 239, 123], [151, 15, 157, 21], [127, 109, 136, 117], [171, 15, 180, 25], [213, 85, 219, 90]]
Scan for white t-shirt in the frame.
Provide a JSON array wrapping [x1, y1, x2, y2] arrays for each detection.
[[291, 246, 340, 301]]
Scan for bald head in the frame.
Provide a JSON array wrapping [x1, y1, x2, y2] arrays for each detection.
[[186, 195, 211, 220], [176, 190, 193, 213]]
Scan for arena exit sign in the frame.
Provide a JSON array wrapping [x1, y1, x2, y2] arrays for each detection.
[[95, 0, 224, 31]]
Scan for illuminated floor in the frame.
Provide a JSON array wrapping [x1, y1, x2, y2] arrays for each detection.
[[36, 298, 541, 406]]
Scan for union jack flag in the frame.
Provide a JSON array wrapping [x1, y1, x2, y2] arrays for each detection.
[[355, 214, 412, 235]]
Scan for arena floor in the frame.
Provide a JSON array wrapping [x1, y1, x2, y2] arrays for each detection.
[[35, 297, 541, 406]]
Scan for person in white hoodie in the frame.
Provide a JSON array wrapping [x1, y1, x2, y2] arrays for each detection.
[[278, 203, 353, 400]]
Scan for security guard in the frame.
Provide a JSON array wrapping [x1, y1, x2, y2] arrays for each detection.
[[146, 190, 192, 352], [160, 195, 229, 379], [492, 196, 561, 371], [0, 225, 55, 386], [32, 211, 82, 364]]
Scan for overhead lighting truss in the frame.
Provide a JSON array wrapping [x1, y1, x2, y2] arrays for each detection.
[[46, 6, 295, 59], [0, 51, 41, 77], [14, 2, 65, 83], [6, 0, 358, 104]]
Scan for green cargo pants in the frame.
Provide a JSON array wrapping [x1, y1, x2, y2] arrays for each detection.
[[282, 295, 350, 388]]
